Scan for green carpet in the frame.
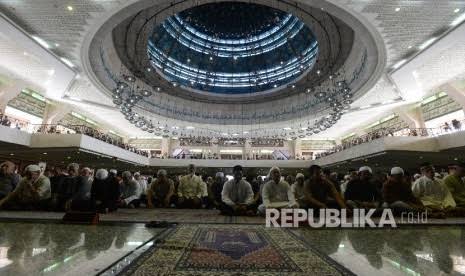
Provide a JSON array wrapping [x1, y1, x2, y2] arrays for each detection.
[[120, 224, 354, 275]]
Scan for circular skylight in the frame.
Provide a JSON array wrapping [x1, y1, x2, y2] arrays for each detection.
[[147, 2, 319, 94]]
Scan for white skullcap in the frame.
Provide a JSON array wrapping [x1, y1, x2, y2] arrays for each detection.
[[25, 164, 41, 172], [95, 169, 109, 180], [296, 173, 304, 179], [414, 173, 421, 179], [109, 169, 117, 175], [134, 172, 140, 176], [390, 167, 404, 175], [81, 167, 91, 173], [157, 169, 167, 176], [344, 175, 351, 180], [215, 172, 224, 178], [359, 166, 372, 174], [269, 166, 281, 175]]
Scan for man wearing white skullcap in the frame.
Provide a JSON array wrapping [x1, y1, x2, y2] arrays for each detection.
[[258, 166, 297, 215], [344, 166, 381, 209], [382, 167, 424, 214], [147, 169, 174, 208], [291, 173, 306, 207], [0, 164, 51, 210], [209, 172, 225, 209]]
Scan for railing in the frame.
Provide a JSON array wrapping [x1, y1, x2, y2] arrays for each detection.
[[315, 119, 465, 159], [1, 122, 149, 157]]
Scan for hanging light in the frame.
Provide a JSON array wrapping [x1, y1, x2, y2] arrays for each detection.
[[140, 90, 152, 97], [117, 82, 129, 90], [124, 75, 136, 82]]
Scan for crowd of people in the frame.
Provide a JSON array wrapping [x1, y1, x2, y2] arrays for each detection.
[[316, 119, 465, 159], [1, 160, 465, 218]]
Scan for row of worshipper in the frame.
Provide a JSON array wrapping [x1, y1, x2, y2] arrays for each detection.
[[1, 160, 465, 217]]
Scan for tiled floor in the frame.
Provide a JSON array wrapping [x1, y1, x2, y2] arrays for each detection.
[[294, 227, 465, 276], [1, 210, 465, 275], [0, 222, 163, 276], [1, 209, 465, 225]]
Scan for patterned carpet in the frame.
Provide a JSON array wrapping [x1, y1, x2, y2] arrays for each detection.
[[120, 224, 354, 275]]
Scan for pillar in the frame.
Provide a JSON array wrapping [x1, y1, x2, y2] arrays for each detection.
[[0, 81, 27, 113], [443, 83, 465, 112], [43, 102, 70, 125], [396, 105, 426, 129], [294, 139, 302, 159], [161, 137, 171, 157]]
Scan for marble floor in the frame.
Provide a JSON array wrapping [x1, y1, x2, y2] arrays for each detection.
[[0, 211, 465, 275], [0, 222, 163, 276], [2, 209, 465, 225], [294, 226, 465, 276]]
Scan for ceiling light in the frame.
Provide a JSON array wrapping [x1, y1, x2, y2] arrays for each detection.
[[32, 36, 50, 49], [67, 6, 73, 11], [9, 153, 14, 156], [316, 70, 321, 75], [454, 8, 460, 13], [419, 38, 436, 49], [55, 43, 60, 47], [146, 67, 152, 72], [243, 131, 249, 134], [451, 12, 465, 26], [187, 58, 191, 63], [222, 133, 229, 136], [407, 45, 412, 49], [395, 7, 400, 12], [186, 126, 195, 129], [283, 127, 292, 130], [43, 152, 48, 155]]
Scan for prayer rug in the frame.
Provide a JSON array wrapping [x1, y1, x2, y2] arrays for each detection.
[[120, 224, 354, 275]]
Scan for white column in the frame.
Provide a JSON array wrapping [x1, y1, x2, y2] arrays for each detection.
[[294, 139, 302, 159], [443, 83, 465, 112], [396, 105, 426, 129], [43, 102, 71, 124], [161, 137, 171, 157], [0, 81, 27, 113]]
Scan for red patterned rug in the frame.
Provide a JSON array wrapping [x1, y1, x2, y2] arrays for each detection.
[[120, 224, 354, 275]]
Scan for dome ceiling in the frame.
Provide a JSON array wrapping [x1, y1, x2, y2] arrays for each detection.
[[147, 2, 319, 94], [86, 0, 385, 138]]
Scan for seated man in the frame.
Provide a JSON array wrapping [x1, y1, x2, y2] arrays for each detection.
[[382, 167, 424, 214], [258, 167, 298, 215], [91, 168, 111, 213], [0, 161, 20, 200], [54, 163, 85, 211], [0, 164, 51, 210], [291, 173, 306, 207], [177, 164, 202, 208], [220, 165, 255, 216], [147, 169, 174, 208], [66, 167, 94, 211], [208, 172, 225, 209], [118, 171, 141, 208], [199, 176, 209, 208], [443, 162, 465, 207], [303, 165, 347, 210], [344, 166, 381, 209], [412, 162, 456, 212], [134, 172, 148, 205]]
